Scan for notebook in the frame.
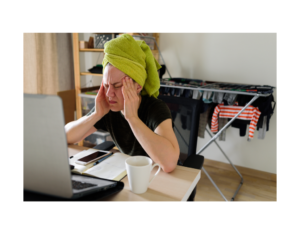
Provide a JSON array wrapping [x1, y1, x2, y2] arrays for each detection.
[[70, 149, 130, 181], [24, 93, 124, 200]]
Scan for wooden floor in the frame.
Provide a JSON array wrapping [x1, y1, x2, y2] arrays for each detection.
[[194, 163, 277, 201]]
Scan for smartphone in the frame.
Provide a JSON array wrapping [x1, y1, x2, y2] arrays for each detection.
[[75, 151, 111, 165]]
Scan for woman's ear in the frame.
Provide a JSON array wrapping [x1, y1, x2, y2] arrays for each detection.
[[136, 84, 143, 94]]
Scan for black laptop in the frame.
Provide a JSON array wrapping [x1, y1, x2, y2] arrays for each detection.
[[24, 94, 123, 201]]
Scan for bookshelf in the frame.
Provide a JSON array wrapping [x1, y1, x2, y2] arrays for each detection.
[[72, 33, 160, 146]]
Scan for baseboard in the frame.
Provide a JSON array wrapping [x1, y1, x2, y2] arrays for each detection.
[[203, 158, 276, 182]]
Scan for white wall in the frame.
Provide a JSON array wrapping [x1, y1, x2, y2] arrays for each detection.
[[160, 33, 276, 174]]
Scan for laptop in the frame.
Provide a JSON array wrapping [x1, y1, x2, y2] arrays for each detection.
[[24, 93, 122, 200]]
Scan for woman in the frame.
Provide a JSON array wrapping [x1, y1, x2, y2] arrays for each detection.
[[65, 34, 179, 173]]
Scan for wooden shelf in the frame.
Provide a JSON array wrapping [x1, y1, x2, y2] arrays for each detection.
[[79, 48, 104, 52], [80, 72, 103, 77], [81, 86, 100, 93]]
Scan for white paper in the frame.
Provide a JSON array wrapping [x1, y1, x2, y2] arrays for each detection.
[[84, 153, 130, 180]]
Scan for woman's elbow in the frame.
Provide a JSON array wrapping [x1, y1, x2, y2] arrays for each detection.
[[166, 150, 180, 173], [161, 155, 178, 173], [65, 133, 75, 144], [64, 127, 77, 144], [163, 166, 176, 173], [162, 162, 177, 173]]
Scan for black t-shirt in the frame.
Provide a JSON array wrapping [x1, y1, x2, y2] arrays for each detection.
[[87, 95, 172, 156]]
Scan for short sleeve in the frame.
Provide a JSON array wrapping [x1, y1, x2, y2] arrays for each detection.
[[147, 99, 172, 131]]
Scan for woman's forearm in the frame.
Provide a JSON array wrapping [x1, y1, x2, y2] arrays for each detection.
[[127, 117, 179, 173], [64, 112, 101, 144]]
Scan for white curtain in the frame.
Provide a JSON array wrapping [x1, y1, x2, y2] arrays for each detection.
[[24, 33, 74, 94]]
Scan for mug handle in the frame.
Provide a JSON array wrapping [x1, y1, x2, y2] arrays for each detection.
[[148, 164, 161, 186]]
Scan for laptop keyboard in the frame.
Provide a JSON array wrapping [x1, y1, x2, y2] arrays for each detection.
[[72, 180, 97, 190]]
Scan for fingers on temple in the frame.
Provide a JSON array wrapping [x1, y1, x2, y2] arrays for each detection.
[[122, 79, 128, 99], [127, 79, 136, 99]]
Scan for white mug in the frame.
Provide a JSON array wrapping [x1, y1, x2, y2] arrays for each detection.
[[125, 156, 161, 194]]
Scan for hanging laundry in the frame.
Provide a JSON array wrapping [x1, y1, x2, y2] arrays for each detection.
[[170, 88, 176, 96], [174, 88, 181, 97], [159, 80, 275, 142], [207, 103, 218, 130], [223, 93, 238, 105], [257, 116, 267, 139], [203, 91, 214, 103], [192, 90, 201, 99], [211, 103, 261, 140], [183, 89, 193, 98], [198, 105, 212, 138], [235, 94, 276, 139], [255, 94, 276, 133], [212, 92, 225, 104], [218, 117, 228, 141], [230, 119, 251, 137]]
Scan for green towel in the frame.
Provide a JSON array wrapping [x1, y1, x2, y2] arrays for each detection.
[[102, 34, 161, 98]]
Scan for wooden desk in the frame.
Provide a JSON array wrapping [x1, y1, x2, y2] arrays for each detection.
[[68, 145, 201, 201]]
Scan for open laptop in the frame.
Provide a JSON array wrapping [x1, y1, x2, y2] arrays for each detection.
[[24, 93, 121, 200]]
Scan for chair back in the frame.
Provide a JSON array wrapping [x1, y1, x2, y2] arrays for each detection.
[[158, 95, 201, 164]]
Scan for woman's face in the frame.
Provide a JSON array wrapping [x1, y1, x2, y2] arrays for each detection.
[[102, 65, 141, 112], [102, 65, 125, 112]]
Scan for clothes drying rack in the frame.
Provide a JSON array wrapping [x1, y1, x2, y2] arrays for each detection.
[[160, 81, 274, 201]]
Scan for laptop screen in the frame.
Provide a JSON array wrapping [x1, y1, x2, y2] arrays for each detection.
[[24, 94, 73, 198]]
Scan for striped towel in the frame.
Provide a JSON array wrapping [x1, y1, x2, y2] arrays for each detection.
[[211, 103, 261, 139]]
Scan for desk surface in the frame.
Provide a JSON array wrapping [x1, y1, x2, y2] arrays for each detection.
[[68, 145, 201, 201]]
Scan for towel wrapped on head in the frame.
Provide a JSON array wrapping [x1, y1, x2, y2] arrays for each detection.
[[102, 34, 161, 98]]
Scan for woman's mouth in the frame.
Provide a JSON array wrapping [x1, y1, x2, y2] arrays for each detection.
[[109, 100, 117, 104]]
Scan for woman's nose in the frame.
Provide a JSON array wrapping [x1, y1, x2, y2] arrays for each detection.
[[106, 86, 115, 97]]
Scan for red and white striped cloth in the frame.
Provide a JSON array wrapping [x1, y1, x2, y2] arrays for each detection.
[[211, 103, 261, 139]]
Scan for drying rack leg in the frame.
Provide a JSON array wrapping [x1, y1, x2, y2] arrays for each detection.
[[205, 128, 243, 201], [201, 167, 228, 201], [196, 94, 259, 201]]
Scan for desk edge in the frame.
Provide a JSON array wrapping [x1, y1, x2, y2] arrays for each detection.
[[181, 170, 201, 201]]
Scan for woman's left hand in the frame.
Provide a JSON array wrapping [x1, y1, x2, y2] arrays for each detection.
[[122, 77, 140, 122]]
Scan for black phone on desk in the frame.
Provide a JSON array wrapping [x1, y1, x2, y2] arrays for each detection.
[[75, 151, 111, 165]]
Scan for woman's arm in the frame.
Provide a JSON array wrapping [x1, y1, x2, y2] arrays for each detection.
[[127, 117, 179, 172], [65, 114, 99, 144]]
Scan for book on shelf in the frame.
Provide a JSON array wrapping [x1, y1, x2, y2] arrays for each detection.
[[84, 90, 99, 95], [69, 148, 130, 181]]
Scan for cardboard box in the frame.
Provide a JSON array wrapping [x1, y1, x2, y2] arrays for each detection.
[[79, 41, 88, 49], [57, 89, 76, 124]]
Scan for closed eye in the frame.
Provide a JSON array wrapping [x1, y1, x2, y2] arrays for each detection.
[[104, 83, 122, 89]]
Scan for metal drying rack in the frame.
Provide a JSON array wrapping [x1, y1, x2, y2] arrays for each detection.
[[160, 81, 274, 201]]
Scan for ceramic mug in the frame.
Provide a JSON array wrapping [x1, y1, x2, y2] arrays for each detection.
[[125, 156, 161, 194]]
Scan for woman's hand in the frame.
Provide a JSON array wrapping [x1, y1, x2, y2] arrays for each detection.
[[122, 77, 140, 122], [94, 81, 110, 118]]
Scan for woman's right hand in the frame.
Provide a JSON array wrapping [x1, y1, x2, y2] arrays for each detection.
[[94, 82, 110, 118]]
